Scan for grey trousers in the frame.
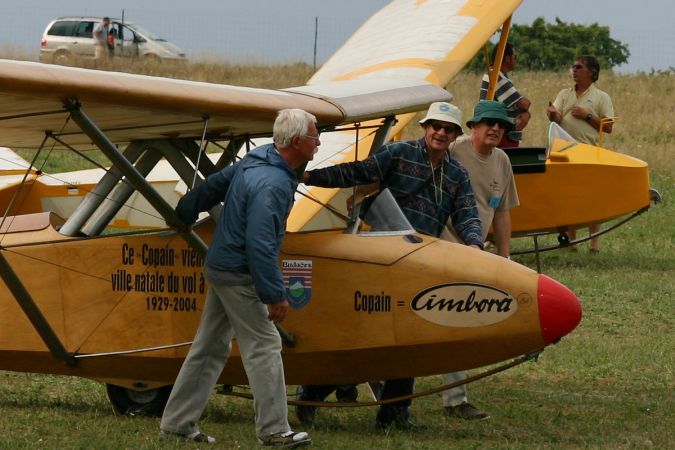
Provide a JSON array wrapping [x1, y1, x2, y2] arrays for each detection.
[[160, 283, 290, 438], [441, 371, 468, 407]]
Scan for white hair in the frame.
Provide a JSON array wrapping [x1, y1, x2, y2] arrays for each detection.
[[273, 109, 317, 147]]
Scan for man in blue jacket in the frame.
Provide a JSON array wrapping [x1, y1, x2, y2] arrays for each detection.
[[160, 109, 317, 448]]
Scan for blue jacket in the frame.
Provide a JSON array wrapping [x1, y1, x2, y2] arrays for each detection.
[[176, 144, 297, 303]]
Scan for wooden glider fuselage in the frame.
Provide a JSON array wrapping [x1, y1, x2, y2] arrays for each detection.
[[0, 212, 580, 386]]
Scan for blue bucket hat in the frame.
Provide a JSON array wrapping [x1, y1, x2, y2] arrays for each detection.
[[466, 100, 515, 131]]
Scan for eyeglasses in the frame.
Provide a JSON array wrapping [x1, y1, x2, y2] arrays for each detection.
[[300, 134, 320, 143], [428, 122, 459, 134], [479, 118, 507, 130], [572, 64, 586, 70]]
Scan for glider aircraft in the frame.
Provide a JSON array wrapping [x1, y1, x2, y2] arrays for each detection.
[[0, 0, 584, 414]]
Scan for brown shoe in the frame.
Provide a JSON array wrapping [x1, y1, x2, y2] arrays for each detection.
[[160, 430, 216, 444], [257, 431, 311, 448], [446, 402, 489, 420]]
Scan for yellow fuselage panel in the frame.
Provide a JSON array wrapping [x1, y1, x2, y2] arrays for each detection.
[[0, 221, 549, 385], [511, 144, 651, 234]]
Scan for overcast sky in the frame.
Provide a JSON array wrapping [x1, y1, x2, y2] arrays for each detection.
[[2, 0, 673, 72]]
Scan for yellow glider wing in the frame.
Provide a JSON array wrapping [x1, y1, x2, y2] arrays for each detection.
[[288, 0, 522, 231], [0, 59, 450, 150]]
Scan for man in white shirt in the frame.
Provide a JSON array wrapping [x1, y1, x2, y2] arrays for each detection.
[[93, 17, 111, 63]]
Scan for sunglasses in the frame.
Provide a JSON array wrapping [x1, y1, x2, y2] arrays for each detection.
[[479, 118, 508, 129], [428, 122, 459, 134]]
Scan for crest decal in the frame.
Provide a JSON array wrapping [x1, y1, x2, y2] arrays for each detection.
[[282, 260, 313, 309]]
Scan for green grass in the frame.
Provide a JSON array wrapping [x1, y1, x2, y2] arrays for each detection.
[[1, 173, 672, 449]]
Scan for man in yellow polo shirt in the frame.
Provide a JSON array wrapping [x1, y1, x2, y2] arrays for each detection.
[[547, 55, 614, 252]]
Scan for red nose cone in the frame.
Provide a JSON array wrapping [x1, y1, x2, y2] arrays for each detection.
[[538, 275, 582, 344]]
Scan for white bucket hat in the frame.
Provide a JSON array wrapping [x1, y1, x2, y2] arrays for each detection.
[[419, 102, 463, 134]]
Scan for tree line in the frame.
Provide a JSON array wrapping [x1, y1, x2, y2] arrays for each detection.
[[466, 17, 630, 72]]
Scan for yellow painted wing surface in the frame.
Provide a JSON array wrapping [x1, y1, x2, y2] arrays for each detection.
[[0, 59, 448, 225], [289, 0, 523, 230], [0, 59, 452, 149]]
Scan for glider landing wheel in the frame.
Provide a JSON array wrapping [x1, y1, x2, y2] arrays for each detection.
[[557, 233, 570, 245], [106, 384, 172, 416], [650, 188, 662, 204]]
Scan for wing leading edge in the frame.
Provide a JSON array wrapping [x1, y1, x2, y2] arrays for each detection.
[[0, 59, 451, 149]]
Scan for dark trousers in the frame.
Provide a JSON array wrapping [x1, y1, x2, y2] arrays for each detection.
[[375, 377, 414, 423], [300, 384, 339, 401], [301, 377, 413, 414], [379, 377, 413, 408]]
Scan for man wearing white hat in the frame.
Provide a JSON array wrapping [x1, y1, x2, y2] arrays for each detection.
[[297, 102, 485, 429]]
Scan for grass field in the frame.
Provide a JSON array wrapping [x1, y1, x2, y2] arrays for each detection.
[[0, 56, 673, 449]]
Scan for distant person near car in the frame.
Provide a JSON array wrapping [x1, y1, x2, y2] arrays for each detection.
[[107, 27, 116, 58], [546, 55, 614, 253], [479, 43, 531, 148], [93, 17, 110, 63]]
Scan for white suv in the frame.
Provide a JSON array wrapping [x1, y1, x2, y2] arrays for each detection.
[[40, 17, 187, 64]]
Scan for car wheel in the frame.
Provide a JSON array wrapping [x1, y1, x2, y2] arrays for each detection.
[[53, 50, 72, 65], [143, 54, 161, 64], [106, 383, 172, 416]]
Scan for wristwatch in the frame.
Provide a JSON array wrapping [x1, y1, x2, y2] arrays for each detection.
[[586, 113, 593, 122]]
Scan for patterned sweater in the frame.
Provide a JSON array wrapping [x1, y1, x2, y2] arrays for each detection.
[[306, 138, 483, 246]]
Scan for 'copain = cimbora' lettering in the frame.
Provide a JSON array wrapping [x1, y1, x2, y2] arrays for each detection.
[[411, 283, 517, 327]]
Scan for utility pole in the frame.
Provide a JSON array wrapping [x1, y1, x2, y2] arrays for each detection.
[[313, 16, 318, 72]]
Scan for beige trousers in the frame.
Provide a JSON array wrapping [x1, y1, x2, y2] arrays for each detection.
[[160, 283, 289, 439]]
